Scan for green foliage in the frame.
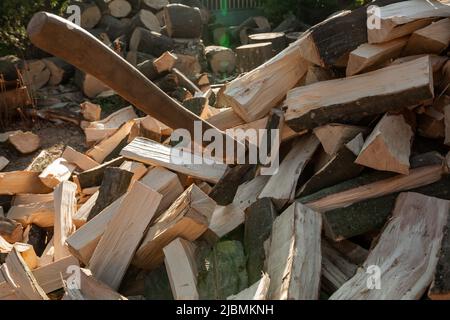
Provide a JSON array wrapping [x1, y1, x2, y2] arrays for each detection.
[[0, 0, 69, 55]]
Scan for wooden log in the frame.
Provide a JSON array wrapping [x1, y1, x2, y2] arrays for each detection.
[[153, 51, 178, 74], [87, 167, 133, 221], [75, 157, 125, 189], [0, 55, 20, 80], [258, 135, 320, 209], [0, 216, 22, 244], [142, 0, 169, 12], [284, 56, 434, 131], [233, 175, 270, 211], [368, 0, 450, 44], [222, 39, 308, 123], [297, 0, 404, 67], [331, 192, 449, 300], [32, 255, 78, 294], [248, 32, 287, 55], [313, 124, 367, 156], [75, 70, 111, 98], [446, 99, 450, 146], [86, 120, 135, 163], [42, 57, 74, 86], [182, 97, 208, 116], [126, 50, 154, 66], [98, 15, 129, 40], [136, 58, 159, 81], [172, 68, 202, 95], [0, 157, 9, 171], [18, 59, 50, 91], [163, 238, 198, 300], [0, 87, 32, 111], [429, 211, 450, 300], [266, 202, 322, 300], [0, 171, 52, 195], [227, 273, 270, 300], [108, 0, 132, 18], [8, 131, 40, 154], [236, 42, 273, 73], [244, 198, 277, 285], [38, 158, 76, 189], [208, 204, 245, 238], [7, 201, 54, 228], [356, 113, 414, 174], [128, 9, 161, 34], [80, 101, 101, 122], [163, 4, 203, 39], [119, 160, 147, 188], [72, 1, 102, 29], [88, 182, 162, 290], [133, 184, 215, 270], [207, 108, 245, 131], [418, 96, 448, 139], [205, 46, 236, 75], [62, 146, 100, 171], [4, 247, 48, 300], [404, 18, 450, 55], [53, 181, 77, 261], [129, 27, 174, 57], [346, 36, 408, 76], [121, 137, 227, 184], [327, 239, 368, 265]]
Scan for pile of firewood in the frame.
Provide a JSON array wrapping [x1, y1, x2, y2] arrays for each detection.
[[1, 0, 450, 300]]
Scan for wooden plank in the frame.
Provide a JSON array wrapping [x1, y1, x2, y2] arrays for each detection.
[[39, 158, 76, 189], [346, 37, 408, 76], [368, 0, 450, 44], [32, 255, 79, 294], [88, 182, 162, 290], [355, 113, 414, 174], [163, 238, 199, 300], [222, 39, 308, 122], [86, 120, 135, 163], [121, 137, 227, 184], [0, 171, 53, 195], [133, 184, 216, 270], [266, 202, 322, 300], [330, 192, 450, 299], [258, 135, 320, 209], [62, 146, 100, 171], [284, 56, 434, 131], [53, 181, 77, 261]]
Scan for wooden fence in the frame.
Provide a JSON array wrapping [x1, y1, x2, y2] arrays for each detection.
[[201, 0, 264, 11]]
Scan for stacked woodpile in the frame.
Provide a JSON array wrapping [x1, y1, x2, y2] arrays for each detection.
[[1, 0, 450, 300]]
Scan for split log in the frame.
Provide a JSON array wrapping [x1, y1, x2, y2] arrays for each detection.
[[331, 192, 449, 300], [0, 87, 32, 111], [121, 137, 227, 184], [67, 167, 183, 265], [285, 56, 434, 131], [18, 59, 50, 91], [233, 175, 270, 211], [244, 198, 277, 285], [128, 9, 161, 34], [266, 202, 322, 300], [227, 273, 270, 300], [327, 239, 368, 266], [42, 57, 74, 86], [75, 71, 111, 98], [88, 182, 162, 290], [206, 108, 245, 131], [313, 124, 367, 156], [346, 37, 408, 76], [172, 68, 202, 95], [133, 184, 215, 270], [80, 101, 101, 122], [0, 171, 52, 195], [182, 97, 207, 116], [53, 182, 77, 261], [142, 0, 169, 12], [429, 212, 450, 300], [205, 46, 236, 75], [297, 0, 404, 67], [163, 238, 198, 300], [0, 157, 9, 171], [7, 201, 54, 228], [75, 157, 125, 189], [208, 204, 245, 238], [73, 191, 99, 227], [8, 131, 40, 154], [236, 42, 273, 73], [222, 39, 308, 123], [62, 146, 99, 172], [418, 96, 448, 139], [39, 158, 76, 189], [404, 18, 450, 55], [108, 0, 132, 18], [136, 58, 159, 81], [129, 27, 174, 57], [249, 32, 287, 55], [32, 255, 78, 294], [87, 167, 133, 221], [163, 4, 203, 39], [355, 113, 414, 175], [0, 216, 23, 244], [368, 0, 450, 44], [258, 135, 320, 209], [119, 161, 147, 187], [153, 51, 177, 74], [86, 120, 135, 163]]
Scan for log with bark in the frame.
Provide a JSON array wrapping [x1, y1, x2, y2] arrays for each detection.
[[163, 4, 203, 39]]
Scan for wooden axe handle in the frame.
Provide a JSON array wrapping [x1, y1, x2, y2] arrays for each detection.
[[27, 12, 235, 148]]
